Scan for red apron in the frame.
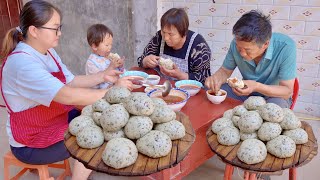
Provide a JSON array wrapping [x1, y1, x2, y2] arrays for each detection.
[[1, 51, 74, 148]]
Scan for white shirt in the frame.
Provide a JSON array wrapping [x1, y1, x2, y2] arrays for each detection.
[[2, 42, 75, 147]]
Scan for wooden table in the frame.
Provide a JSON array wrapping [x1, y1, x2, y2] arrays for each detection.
[[206, 121, 318, 179], [130, 67, 242, 180], [64, 112, 195, 176]]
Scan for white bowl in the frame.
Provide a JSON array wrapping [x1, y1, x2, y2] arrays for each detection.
[[146, 75, 160, 85], [206, 89, 227, 104], [147, 88, 190, 112], [175, 80, 203, 96], [120, 71, 148, 89], [144, 86, 161, 93]]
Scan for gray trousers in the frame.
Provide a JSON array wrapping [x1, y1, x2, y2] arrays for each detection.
[[220, 83, 291, 108]]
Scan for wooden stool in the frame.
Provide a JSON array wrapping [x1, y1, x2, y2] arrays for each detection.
[[3, 151, 72, 180]]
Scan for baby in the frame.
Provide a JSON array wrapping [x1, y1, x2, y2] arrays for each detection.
[[86, 24, 125, 89]]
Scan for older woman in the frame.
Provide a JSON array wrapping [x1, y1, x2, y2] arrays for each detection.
[[137, 8, 211, 84]]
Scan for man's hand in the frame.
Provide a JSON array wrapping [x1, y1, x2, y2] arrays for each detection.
[[233, 80, 258, 96], [159, 63, 188, 80], [205, 74, 224, 94], [142, 55, 160, 68], [114, 76, 134, 91]]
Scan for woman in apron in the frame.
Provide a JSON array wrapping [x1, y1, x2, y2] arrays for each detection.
[[137, 8, 211, 84], [1, 1, 132, 180]]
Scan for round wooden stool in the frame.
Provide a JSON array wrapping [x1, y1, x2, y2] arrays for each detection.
[[3, 151, 72, 180]]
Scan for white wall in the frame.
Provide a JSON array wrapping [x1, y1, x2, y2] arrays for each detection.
[[159, 0, 320, 117]]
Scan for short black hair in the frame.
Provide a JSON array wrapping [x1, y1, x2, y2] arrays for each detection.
[[232, 10, 272, 46], [160, 8, 189, 37], [87, 24, 113, 46]]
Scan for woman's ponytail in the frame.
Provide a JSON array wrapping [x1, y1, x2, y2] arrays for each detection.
[[1, 28, 23, 59]]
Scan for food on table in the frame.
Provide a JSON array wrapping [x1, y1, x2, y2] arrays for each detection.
[[217, 126, 240, 146], [81, 105, 93, 116], [238, 111, 263, 133], [257, 122, 282, 141], [108, 52, 120, 60], [244, 96, 266, 110], [283, 128, 308, 144], [151, 97, 167, 106], [159, 57, 174, 70], [102, 138, 138, 169], [149, 105, 176, 123], [92, 112, 102, 126], [69, 115, 95, 136], [124, 116, 153, 139], [231, 116, 240, 128], [208, 89, 225, 96], [103, 129, 126, 141], [266, 135, 296, 158], [136, 130, 172, 158], [211, 117, 234, 134], [232, 105, 248, 116], [227, 77, 245, 88], [123, 92, 155, 116], [155, 120, 186, 140], [179, 84, 200, 90], [240, 132, 258, 141], [223, 109, 234, 119], [103, 86, 131, 104], [280, 108, 301, 130], [92, 99, 110, 112], [237, 139, 267, 164], [100, 104, 129, 132], [76, 125, 104, 149], [259, 103, 284, 123], [156, 95, 184, 104]]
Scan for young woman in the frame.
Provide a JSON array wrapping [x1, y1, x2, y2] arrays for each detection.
[[1, 1, 132, 179]]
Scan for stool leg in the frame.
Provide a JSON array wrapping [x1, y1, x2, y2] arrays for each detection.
[[244, 171, 250, 180], [64, 159, 72, 176], [249, 173, 256, 180], [289, 168, 297, 180], [37, 165, 50, 180], [224, 164, 233, 180], [4, 158, 10, 180]]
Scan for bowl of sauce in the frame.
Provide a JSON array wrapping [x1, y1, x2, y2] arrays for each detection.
[[147, 88, 190, 111], [206, 89, 227, 104], [146, 75, 160, 85], [175, 80, 203, 96]]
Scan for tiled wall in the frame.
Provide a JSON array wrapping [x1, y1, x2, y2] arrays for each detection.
[[159, 0, 320, 117]]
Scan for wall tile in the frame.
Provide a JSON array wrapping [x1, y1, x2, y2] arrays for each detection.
[[189, 26, 199, 33], [297, 77, 319, 91], [301, 50, 320, 64], [305, 22, 320, 37], [174, 2, 199, 16], [258, 5, 290, 20], [161, 2, 174, 14], [297, 49, 303, 63], [274, 0, 308, 6], [227, 5, 257, 18], [308, 0, 320, 6], [225, 29, 234, 42], [206, 40, 213, 52], [198, 28, 226, 42], [313, 91, 320, 105], [185, 0, 210, 2], [294, 102, 319, 116], [211, 53, 226, 65], [212, 17, 238, 30], [297, 63, 319, 78], [291, 35, 320, 50], [199, 3, 228, 17], [212, 42, 230, 54], [242, 0, 273, 4], [272, 20, 305, 35], [298, 89, 314, 103], [189, 15, 212, 28], [290, 6, 320, 21]]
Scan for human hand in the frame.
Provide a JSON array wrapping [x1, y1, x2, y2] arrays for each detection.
[[114, 76, 134, 91], [205, 74, 224, 95], [159, 63, 185, 79], [142, 55, 160, 68], [102, 69, 123, 83], [232, 80, 257, 96]]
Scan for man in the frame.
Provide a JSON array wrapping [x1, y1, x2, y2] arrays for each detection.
[[205, 10, 296, 108]]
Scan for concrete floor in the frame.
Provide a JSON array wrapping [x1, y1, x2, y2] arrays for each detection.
[[1, 106, 319, 180]]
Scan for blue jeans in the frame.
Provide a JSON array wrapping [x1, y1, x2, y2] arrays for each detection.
[[10, 109, 81, 165], [221, 83, 291, 108]]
